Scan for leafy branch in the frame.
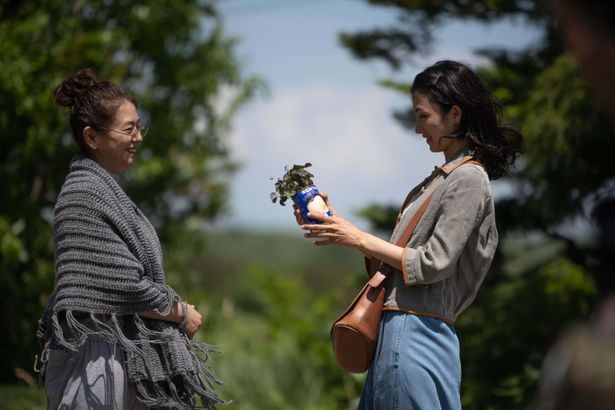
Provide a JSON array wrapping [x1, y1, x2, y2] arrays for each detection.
[[270, 163, 314, 206]]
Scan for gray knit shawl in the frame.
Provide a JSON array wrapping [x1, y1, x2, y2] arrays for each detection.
[[37, 155, 224, 409]]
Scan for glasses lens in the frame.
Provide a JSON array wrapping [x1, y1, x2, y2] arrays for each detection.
[[140, 126, 149, 138]]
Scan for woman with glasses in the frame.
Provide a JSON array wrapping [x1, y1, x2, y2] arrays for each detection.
[[37, 69, 224, 409]]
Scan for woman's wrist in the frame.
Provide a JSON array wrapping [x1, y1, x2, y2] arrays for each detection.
[[357, 231, 374, 254], [178, 300, 188, 330], [358, 233, 405, 271]]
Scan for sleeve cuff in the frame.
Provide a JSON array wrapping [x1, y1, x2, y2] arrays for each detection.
[[401, 247, 413, 285]]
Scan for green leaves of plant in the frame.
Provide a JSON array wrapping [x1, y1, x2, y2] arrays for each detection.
[[270, 162, 314, 206]]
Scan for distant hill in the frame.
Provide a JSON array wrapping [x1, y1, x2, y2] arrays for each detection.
[[165, 229, 367, 301]]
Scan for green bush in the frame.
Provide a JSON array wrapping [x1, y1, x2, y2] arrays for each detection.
[[0, 385, 45, 410]]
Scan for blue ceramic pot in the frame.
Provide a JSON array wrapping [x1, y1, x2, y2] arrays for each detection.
[[292, 185, 331, 224]]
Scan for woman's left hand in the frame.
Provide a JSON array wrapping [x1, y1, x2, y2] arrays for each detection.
[[184, 304, 202, 340], [301, 212, 366, 249]]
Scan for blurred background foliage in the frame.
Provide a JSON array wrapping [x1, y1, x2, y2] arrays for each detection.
[[0, 0, 612, 409]]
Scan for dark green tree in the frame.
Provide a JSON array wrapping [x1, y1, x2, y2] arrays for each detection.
[[0, 0, 261, 382], [340, 1, 611, 407]]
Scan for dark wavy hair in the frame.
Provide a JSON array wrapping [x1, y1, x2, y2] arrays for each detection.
[[54, 68, 135, 152], [412, 60, 523, 180]]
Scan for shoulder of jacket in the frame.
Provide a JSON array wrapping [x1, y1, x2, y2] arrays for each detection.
[[446, 163, 490, 185], [56, 171, 119, 215], [59, 171, 106, 197]]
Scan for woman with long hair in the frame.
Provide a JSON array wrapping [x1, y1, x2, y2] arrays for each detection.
[[300, 60, 523, 409]]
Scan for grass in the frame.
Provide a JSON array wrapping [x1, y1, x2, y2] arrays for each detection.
[[0, 385, 45, 410]]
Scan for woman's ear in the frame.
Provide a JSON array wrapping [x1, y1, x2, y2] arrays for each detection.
[[83, 126, 98, 151], [451, 105, 462, 126]]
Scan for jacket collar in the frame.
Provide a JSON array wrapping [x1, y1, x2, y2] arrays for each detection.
[[435, 146, 475, 176]]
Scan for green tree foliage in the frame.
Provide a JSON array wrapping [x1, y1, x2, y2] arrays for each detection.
[[165, 230, 368, 409], [210, 268, 346, 410], [339, 1, 611, 407], [0, 0, 261, 382], [496, 54, 613, 234]]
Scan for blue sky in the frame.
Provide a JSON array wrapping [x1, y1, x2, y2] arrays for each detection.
[[214, 0, 542, 231]]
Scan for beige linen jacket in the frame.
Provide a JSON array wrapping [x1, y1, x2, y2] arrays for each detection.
[[383, 149, 498, 324]]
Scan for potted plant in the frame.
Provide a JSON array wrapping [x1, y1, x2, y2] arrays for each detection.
[[270, 162, 331, 224]]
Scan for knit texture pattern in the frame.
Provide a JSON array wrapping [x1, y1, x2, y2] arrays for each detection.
[[37, 155, 224, 409]]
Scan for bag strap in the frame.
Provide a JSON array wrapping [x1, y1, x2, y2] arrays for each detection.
[[367, 188, 435, 280], [394, 155, 482, 245], [366, 155, 483, 282], [394, 189, 435, 248], [366, 184, 435, 280]]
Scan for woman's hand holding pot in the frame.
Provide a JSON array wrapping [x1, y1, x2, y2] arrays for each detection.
[[294, 192, 336, 225], [301, 206, 366, 250]]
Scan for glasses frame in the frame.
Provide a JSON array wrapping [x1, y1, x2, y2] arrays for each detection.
[[99, 125, 149, 140]]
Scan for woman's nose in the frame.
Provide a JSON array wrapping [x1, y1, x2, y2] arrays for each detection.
[[132, 132, 143, 145]]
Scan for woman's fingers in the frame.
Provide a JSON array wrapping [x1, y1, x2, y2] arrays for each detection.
[[320, 192, 329, 205], [184, 305, 203, 339], [318, 192, 338, 215], [306, 211, 335, 223], [292, 205, 304, 225], [303, 230, 335, 239], [301, 223, 331, 232]]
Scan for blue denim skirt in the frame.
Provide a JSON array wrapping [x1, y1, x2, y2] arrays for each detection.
[[358, 311, 461, 410]]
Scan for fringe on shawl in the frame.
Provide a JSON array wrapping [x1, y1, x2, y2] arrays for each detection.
[[35, 310, 228, 409]]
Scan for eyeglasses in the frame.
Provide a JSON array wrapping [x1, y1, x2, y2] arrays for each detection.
[[99, 125, 149, 140]]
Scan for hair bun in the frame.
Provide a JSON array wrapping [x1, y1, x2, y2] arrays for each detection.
[[53, 68, 98, 108]]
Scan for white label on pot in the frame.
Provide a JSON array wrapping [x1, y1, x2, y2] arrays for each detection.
[[307, 195, 329, 215]]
